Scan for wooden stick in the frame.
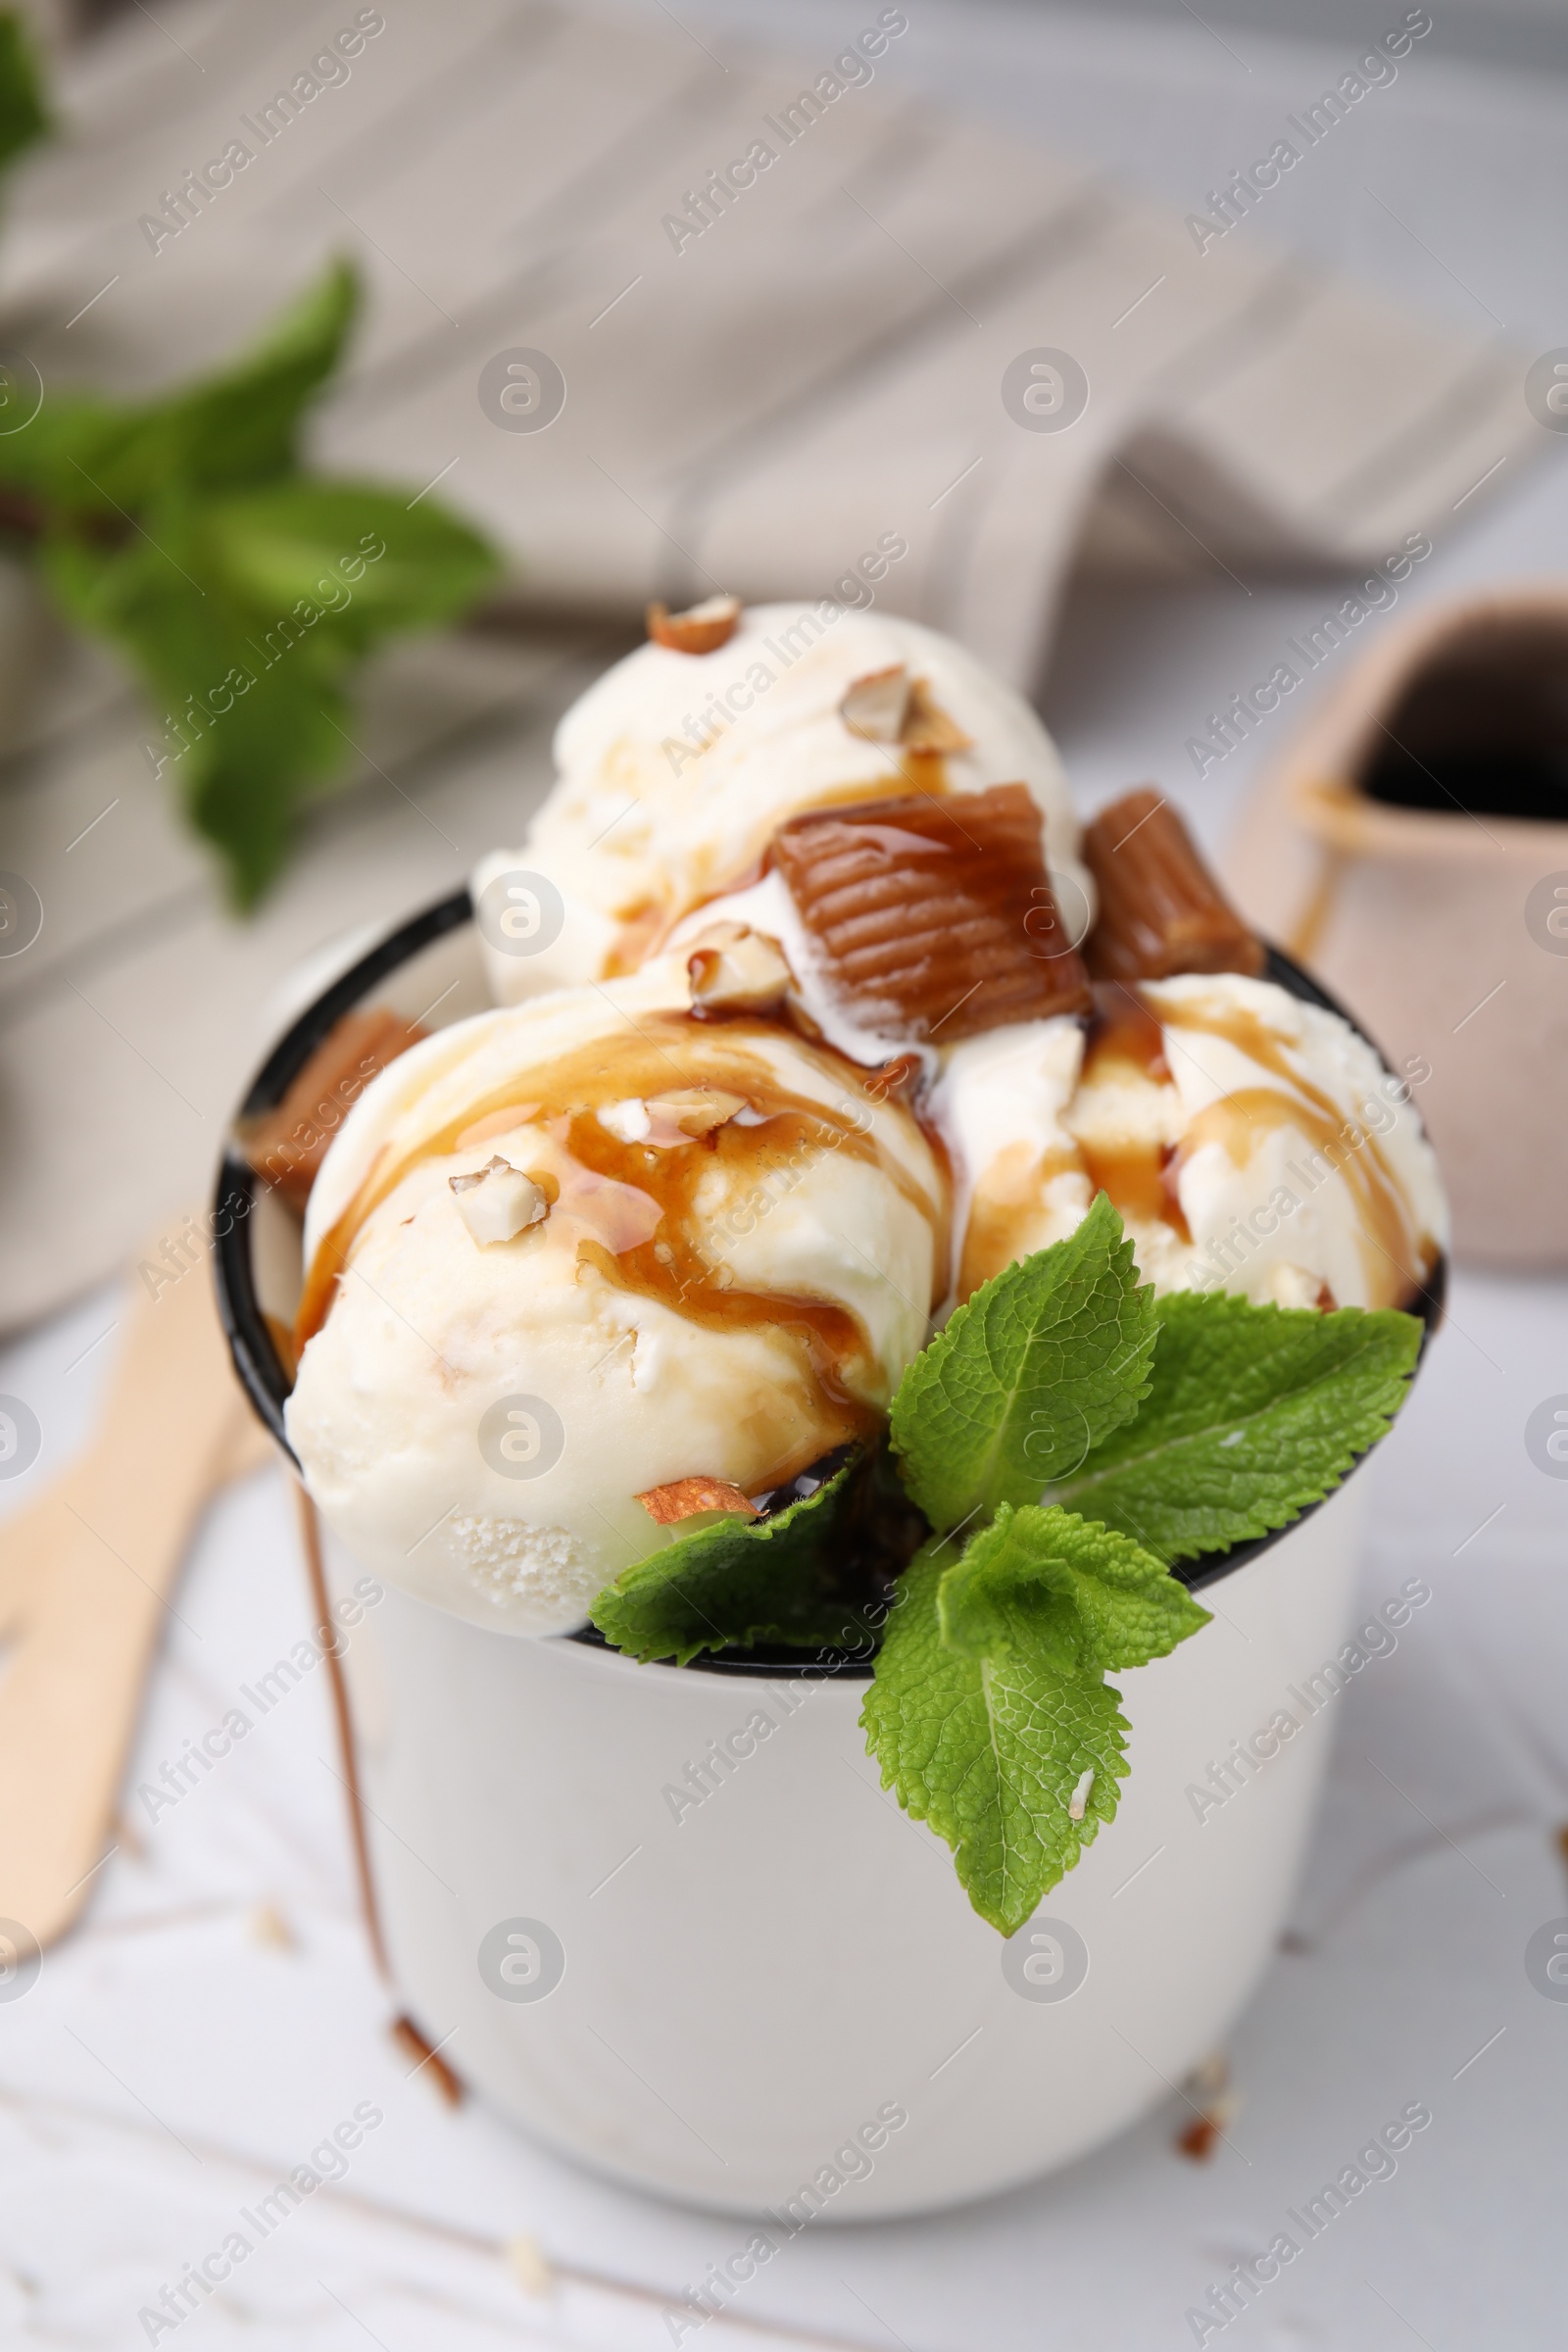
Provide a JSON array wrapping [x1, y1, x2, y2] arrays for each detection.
[[291, 1481, 390, 1980]]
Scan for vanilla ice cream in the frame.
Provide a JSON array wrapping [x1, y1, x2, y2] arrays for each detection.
[[285, 613, 1446, 1645], [471, 602, 1091, 1007], [936, 970, 1446, 1313], [285, 958, 945, 1633]]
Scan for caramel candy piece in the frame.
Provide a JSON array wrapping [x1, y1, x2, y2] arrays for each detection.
[[243, 1007, 424, 1213], [646, 594, 741, 654], [637, 1476, 760, 1524], [1082, 788, 1264, 982], [772, 783, 1091, 1043]]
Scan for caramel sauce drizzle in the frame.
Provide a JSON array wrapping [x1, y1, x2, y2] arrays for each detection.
[[1074, 983, 1192, 1245], [957, 982, 1432, 1309], [1157, 993, 1433, 1304], [294, 1014, 940, 1467]]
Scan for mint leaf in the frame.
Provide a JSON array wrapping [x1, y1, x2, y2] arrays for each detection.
[[590, 1461, 876, 1665], [159, 258, 360, 492], [861, 1531, 1119, 1937], [0, 14, 48, 184], [200, 480, 496, 647], [864, 1508, 1208, 1933], [0, 259, 499, 904], [889, 1194, 1154, 1533], [42, 466, 496, 906], [940, 1502, 1210, 1670], [1051, 1292, 1423, 1563], [0, 263, 360, 518]]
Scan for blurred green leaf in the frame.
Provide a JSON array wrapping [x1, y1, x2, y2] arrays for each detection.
[[2, 255, 502, 905], [0, 261, 361, 516], [0, 13, 49, 184], [44, 463, 500, 906], [154, 257, 361, 492], [199, 480, 499, 651]]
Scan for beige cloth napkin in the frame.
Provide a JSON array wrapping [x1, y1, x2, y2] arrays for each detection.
[[0, 0, 1537, 1328]]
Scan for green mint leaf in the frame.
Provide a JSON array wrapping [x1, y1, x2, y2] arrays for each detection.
[[863, 1507, 1208, 1933], [154, 259, 360, 492], [0, 263, 361, 519], [1051, 1292, 1424, 1562], [861, 1530, 1129, 1936], [43, 475, 497, 906], [590, 1461, 875, 1666], [940, 1502, 1210, 1671], [889, 1193, 1154, 1534], [0, 14, 48, 184], [200, 479, 497, 648]]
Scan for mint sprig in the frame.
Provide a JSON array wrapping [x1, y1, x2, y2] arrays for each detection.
[[587, 1193, 1424, 1936], [890, 1191, 1155, 1532], [0, 255, 500, 905], [865, 1204, 1421, 1933], [1049, 1290, 1423, 1562], [589, 1459, 872, 1665]]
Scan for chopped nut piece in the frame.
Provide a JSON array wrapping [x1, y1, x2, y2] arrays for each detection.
[[637, 1475, 760, 1524], [1082, 788, 1264, 982], [646, 593, 742, 654], [243, 1006, 425, 1214], [687, 924, 793, 1014], [903, 676, 974, 754], [838, 666, 972, 753], [249, 1902, 295, 1949], [772, 783, 1092, 1042], [841, 664, 912, 742], [1267, 1262, 1334, 1313], [504, 2235, 554, 2298], [644, 1087, 749, 1138], [864, 1051, 923, 1103], [1067, 1767, 1096, 1822], [1175, 2051, 1238, 2162], [598, 1098, 654, 1144], [451, 1155, 548, 1245]]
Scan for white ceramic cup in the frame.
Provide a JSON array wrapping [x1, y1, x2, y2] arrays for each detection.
[[318, 1488, 1363, 2220], [215, 899, 1421, 2218]]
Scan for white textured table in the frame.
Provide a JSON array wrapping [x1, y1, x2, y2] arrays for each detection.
[[4, 1257, 1564, 2352], [3, 4, 1567, 2348]]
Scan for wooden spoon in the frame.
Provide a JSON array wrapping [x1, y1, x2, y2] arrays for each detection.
[[0, 1242, 271, 1947]]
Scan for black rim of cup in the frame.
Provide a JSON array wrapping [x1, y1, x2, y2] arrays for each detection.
[[212, 889, 1446, 1678]]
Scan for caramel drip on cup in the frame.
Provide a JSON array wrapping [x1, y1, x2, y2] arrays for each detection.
[[242, 1007, 426, 1214]]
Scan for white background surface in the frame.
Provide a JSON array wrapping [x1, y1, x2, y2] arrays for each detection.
[[3, 3, 1567, 2346]]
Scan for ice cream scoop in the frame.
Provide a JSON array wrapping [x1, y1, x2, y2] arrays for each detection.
[[936, 968, 1446, 1313], [472, 601, 1091, 1004], [285, 959, 945, 1633]]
